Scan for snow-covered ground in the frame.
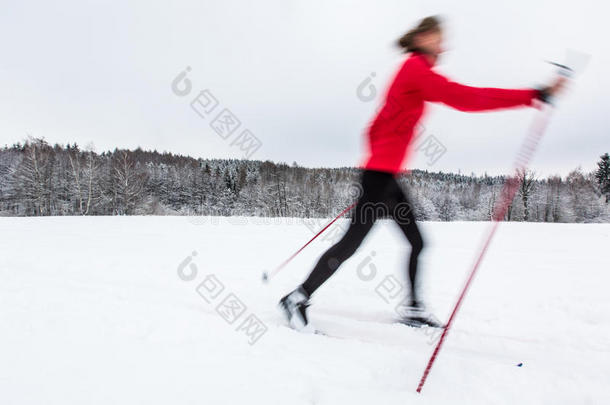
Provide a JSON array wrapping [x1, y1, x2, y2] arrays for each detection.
[[1, 216, 608, 404]]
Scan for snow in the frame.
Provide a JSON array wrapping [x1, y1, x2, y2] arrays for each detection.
[[1, 216, 608, 404]]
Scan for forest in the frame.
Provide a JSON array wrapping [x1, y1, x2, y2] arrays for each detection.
[[0, 138, 608, 223]]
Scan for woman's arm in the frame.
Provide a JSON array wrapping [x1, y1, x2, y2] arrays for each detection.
[[417, 66, 539, 112]]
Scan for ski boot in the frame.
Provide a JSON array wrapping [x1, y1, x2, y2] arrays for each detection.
[[279, 286, 312, 332], [396, 300, 444, 328]]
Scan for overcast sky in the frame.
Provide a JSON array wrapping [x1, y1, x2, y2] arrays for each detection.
[[1, 0, 608, 176]]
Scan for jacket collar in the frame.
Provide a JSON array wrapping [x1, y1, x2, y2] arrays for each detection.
[[412, 51, 436, 67]]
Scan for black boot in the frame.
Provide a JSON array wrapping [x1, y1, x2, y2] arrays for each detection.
[[279, 286, 311, 331], [396, 300, 444, 328]]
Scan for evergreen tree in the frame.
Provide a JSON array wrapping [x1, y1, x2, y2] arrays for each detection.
[[595, 153, 610, 203]]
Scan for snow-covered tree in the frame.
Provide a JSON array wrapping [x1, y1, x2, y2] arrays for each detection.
[[595, 153, 610, 203]]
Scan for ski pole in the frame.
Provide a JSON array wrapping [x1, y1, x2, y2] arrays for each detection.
[[262, 202, 357, 283], [416, 63, 573, 394]]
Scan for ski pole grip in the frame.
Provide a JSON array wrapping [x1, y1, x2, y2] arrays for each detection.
[[547, 61, 574, 77]]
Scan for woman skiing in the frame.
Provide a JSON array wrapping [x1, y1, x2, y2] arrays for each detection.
[[280, 16, 564, 331]]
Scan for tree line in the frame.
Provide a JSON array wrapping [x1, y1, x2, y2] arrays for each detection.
[[0, 138, 608, 223]]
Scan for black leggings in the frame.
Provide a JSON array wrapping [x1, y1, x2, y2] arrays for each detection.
[[302, 169, 424, 302]]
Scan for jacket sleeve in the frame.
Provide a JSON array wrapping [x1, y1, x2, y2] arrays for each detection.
[[417, 65, 539, 112]]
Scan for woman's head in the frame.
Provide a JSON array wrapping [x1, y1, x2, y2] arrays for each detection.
[[397, 16, 443, 57]]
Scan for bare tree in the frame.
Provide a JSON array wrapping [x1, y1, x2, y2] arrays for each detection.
[[518, 169, 536, 221], [544, 176, 563, 222], [13, 138, 54, 215], [111, 150, 147, 215], [67, 143, 98, 215]]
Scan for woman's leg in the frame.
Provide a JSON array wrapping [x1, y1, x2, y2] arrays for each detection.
[[387, 178, 424, 304], [301, 170, 395, 296]]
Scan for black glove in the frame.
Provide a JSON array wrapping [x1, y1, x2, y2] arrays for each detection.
[[536, 87, 552, 104]]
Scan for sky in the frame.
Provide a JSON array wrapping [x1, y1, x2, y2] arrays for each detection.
[[1, 0, 608, 176]]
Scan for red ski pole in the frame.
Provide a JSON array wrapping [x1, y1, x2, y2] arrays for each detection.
[[262, 202, 357, 283], [416, 77, 568, 393]]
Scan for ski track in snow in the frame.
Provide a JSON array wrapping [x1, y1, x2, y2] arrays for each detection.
[[1, 216, 608, 404]]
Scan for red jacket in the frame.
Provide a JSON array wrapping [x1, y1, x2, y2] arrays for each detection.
[[361, 52, 539, 174]]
